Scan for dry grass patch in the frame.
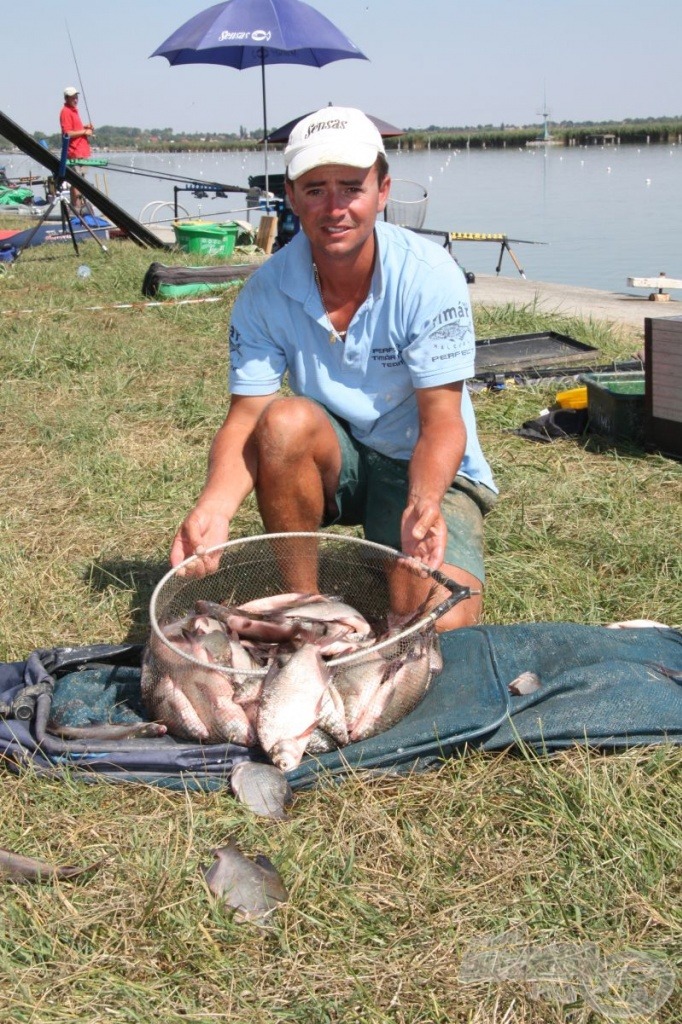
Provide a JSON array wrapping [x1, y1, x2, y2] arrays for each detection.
[[0, 749, 679, 1023]]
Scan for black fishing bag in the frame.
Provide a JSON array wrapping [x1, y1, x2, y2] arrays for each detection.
[[141, 261, 257, 299], [1, 625, 680, 792]]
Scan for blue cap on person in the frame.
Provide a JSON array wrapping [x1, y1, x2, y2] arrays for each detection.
[[284, 106, 385, 182]]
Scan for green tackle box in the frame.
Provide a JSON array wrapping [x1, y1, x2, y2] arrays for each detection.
[[580, 371, 646, 444], [173, 220, 239, 257]]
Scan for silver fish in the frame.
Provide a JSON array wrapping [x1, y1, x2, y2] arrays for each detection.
[[187, 615, 225, 636], [195, 600, 302, 645], [48, 721, 167, 740], [427, 632, 444, 674], [237, 593, 365, 652], [144, 672, 211, 742], [318, 678, 349, 746], [187, 628, 262, 693], [232, 672, 265, 708], [305, 727, 338, 755], [0, 847, 106, 882], [279, 597, 373, 637], [313, 625, 376, 658], [141, 635, 210, 741], [230, 761, 293, 820], [142, 636, 255, 745], [202, 840, 288, 925], [146, 592, 440, 753], [508, 671, 542, 695], [257, 646, 336, 771], [187, 628, 233, 663], [332, 653, 388, 735], [349, 639, 433, 743], [238, 592, 324, 614]]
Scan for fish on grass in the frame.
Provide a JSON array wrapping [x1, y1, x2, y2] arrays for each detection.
[[202, 840, 288, 926], [0, 847, 106, 882], [230, 761, 293, 820]]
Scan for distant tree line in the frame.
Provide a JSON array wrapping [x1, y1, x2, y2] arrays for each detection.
[[2, 116, 682, 154], [393, 117, 682, 150]]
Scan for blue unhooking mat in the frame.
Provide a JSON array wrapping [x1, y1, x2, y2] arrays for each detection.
[[0, 624, 680, 792]]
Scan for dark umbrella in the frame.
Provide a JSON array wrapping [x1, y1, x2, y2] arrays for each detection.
[[151, 0, 369, 194], [266, 109, 404, 144]]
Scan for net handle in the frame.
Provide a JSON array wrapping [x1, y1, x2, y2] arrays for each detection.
[[428, 567, 478, 622], [329, 563, 477, 667]]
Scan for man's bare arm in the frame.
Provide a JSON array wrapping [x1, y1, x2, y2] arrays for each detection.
[[401, 382, 466, 568], [170, 392, 278, 570]]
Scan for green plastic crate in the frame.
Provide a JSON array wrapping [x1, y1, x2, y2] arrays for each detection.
[[580, 372, 646, 443], [173, 220, 239, 257]]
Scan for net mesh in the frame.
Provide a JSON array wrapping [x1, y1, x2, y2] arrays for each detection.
[[144, 533, 469, 748], [384, 179, 429, 230], [149, 533, 465, 665]]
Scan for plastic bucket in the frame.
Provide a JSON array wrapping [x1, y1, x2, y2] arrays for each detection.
[[173, 220, 239, 257]]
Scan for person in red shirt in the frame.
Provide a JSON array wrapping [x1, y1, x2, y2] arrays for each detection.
[[59, 86, 94, 212]]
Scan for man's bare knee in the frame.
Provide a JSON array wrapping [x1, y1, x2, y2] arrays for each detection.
[[256, 397, 319, 449]]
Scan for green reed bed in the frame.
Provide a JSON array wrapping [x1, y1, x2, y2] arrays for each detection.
[[0, 241, 680, 1023]]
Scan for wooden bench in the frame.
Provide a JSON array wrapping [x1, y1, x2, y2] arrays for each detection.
[[627, 273, 682, 301]]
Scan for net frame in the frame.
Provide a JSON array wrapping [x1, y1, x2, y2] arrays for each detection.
[[149, 532, 471, 676]]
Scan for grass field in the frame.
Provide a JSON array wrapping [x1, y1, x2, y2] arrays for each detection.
[[0, 237, 680, 1023]]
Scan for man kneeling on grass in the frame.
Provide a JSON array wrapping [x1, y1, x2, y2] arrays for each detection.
[[171, 107, 497, 631]]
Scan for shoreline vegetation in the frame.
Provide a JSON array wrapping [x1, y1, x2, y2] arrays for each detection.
[[3, 115, 682, 155]]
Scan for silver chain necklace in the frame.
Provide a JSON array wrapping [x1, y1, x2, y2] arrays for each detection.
[[313, 264, 347, 344]]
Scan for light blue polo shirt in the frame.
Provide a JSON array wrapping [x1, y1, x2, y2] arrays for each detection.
[[229, 220, 496, 493]]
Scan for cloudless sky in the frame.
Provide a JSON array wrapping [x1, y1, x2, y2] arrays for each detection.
[[2, 0, 681, 138]]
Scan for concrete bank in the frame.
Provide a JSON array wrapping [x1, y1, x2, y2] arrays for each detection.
[[468, 274, 681, 330]]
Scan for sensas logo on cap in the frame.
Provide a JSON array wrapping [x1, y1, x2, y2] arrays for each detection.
[[304, 119, 348, 138]]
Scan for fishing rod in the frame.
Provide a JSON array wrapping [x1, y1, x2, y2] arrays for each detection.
[[102, 160, 251, 192], [65, 21, 94, 127], [103, 162, 229, 184]]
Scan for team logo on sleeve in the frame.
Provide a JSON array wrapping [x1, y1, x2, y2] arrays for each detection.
[[427, 305, 474, 360], [229, 324, 244, 367]]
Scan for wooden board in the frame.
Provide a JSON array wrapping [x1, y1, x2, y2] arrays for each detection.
[[644, 316, 682, 459], [628, 276, 682, 290], [256, 215, 278, 255]]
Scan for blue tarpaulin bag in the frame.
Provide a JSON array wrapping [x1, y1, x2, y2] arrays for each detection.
[[1, 625, 680, 792]]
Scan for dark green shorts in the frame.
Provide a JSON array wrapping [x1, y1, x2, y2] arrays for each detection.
[[322, 410, 497, 584]]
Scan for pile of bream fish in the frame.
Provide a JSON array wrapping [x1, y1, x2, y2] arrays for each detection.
[[141, 591, 442, 771]]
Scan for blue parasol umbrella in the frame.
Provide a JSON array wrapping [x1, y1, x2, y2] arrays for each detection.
[[151, 0, 369, 194]]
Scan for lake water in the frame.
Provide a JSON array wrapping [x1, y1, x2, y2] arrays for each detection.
[[3, 143, 680, 292]]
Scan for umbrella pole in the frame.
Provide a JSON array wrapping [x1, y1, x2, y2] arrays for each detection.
[[260, 51, 269, 202]]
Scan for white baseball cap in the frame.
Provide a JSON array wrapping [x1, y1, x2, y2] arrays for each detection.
[[64, 86, 79, 97], [284, 106, 385, 181]]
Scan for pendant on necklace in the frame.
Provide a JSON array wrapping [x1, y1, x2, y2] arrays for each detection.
[[314, 262, 346, 344]]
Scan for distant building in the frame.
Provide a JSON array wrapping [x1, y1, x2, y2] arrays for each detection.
[[587, 133, 618, 145]]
